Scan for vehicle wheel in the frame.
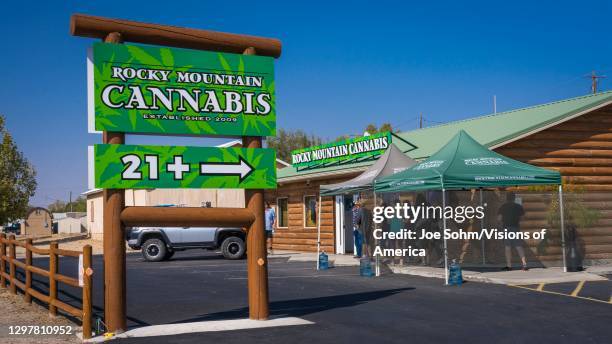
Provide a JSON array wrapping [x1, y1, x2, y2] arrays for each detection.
[[221, 236, 246, 260], [142, 238, 167, 262], [164, 250, 175, 261]]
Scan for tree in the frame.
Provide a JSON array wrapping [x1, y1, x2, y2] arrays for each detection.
[[0, 115, 37, 225], [364, 123, 396, 134], [47, 200, 67, 213], [67, 196, 87, 212], [378, 123, 395, 133], [267, 129, 322, 163], [47, 196, 86, 213], [365, 123, 378, 134]]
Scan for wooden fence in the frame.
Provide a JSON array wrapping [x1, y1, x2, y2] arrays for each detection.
[[0, 233, 93, 339]]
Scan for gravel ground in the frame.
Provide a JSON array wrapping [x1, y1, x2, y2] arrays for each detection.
[[0, 288, 80, 343], [2, 237, 136, 343]]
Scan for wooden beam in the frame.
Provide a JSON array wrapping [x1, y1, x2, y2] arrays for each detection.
[[120, 206, 255, 228], [70, 14, 282, 58]]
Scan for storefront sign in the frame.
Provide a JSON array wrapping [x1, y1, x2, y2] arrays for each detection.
[[88, 43, 275, 137], [94, 144, 276, 189], [291, 132, 391, 168]]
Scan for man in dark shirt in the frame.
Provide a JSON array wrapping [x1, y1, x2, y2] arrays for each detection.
[[352, 199, 364, 258], [498, 192, 528, 271]]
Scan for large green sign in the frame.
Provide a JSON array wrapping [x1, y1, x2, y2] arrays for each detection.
[[88, 42, 275, 136], [94, 144, 276, 189], [291, 132, 392, 168]]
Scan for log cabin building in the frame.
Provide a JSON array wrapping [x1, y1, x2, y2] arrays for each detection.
[[265, 92, 612, 265]]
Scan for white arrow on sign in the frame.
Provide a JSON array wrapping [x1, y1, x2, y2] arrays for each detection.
[[199, 157, 255, 182]]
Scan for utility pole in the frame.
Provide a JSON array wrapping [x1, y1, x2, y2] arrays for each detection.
[[588, 71, 606, 94], [69, 191, 73, 212], [493, 95, 497, 114], [419, 113, 423, 128]]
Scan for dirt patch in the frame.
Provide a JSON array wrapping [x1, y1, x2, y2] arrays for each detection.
[[0, 288, 80, 343]]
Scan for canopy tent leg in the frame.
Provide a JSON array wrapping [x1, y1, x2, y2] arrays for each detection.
[[316, 195, 322, 270], [479, 188, 485, 265], [559, 185, 567, 272], [374, 191, 380, 277], [442, 188, 449, 285]]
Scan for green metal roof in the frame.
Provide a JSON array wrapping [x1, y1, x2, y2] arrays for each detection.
[[278, 91, 612, 181], [397, 91, 612, 159]]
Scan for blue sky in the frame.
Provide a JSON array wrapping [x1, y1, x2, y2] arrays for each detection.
[[1, 1, 610, 206]]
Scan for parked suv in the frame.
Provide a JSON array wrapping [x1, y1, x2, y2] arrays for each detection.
[[126, 226, 246, 262]]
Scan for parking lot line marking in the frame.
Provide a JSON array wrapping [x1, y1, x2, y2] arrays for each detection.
[[536, 283, 545, 291], [509, 284, 611, 305], [570, 280, 585, 297]]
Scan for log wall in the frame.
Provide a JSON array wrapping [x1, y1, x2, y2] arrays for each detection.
[[265, 174, 359, 252], [496, 105, 612, 262]]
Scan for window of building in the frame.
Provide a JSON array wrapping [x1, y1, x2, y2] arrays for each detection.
[[304, 195, 317, 228], [277, 198, 288, 228]]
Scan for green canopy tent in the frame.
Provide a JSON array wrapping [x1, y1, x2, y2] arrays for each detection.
[[374, 130, 565, 283]]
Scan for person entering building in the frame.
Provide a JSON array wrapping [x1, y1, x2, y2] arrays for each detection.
[[498, 192, 528, 271], [352, 199, 364, 258], [265, 201, 276, 254]]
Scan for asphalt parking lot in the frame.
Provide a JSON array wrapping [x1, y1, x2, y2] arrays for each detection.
[[26, 251, 612, 343], [510, 277, 612, 304]]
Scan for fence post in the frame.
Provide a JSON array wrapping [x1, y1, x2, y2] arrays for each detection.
[[82, 245, 93, 339], [49, 242, 58, 316], [9, 234, 16, 294], [0, 233, 6, 288], [24, 238, 33, 303]]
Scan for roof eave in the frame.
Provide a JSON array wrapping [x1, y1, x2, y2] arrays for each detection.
[[277, 166, 368, 184], [489, 99, 612, 150]]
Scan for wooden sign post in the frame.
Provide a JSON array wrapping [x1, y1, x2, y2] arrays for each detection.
[[71, 14, 281, 333]]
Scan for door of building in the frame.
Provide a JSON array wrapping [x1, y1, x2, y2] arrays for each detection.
[[335, 195, 357, 254], [335, 196, 344, 254]]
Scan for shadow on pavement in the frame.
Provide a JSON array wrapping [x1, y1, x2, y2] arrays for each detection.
[[170, 287, 414, 324], [159, 253, 289, 263]]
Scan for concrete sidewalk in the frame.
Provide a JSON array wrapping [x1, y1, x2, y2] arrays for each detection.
[[84, 317, 313, 342], [269, 250, 611, 285], [269, 250, 360, 266], [389, 265, 610, 285]]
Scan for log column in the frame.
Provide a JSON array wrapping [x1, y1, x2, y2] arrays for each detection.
[[242, 46, 269, 319], [244, 135, 269, 320], [101, 31, 127, 333]]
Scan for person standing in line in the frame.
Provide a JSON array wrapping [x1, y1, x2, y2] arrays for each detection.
[[389, 195, 407, 266], [498, 192, 528, 271], [459, 190, 479, 264], [265, 201, 276, 254], [352, 199, 364, 258]]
